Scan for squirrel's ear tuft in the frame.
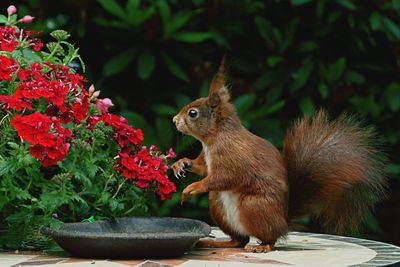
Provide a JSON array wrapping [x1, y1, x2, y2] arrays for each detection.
[[207, 92, 221, 108], [209, 55, 230, 102]]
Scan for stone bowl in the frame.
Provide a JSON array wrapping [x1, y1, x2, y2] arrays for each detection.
[[42, 217, 211, 259]]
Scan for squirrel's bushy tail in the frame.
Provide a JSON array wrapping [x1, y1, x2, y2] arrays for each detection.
[[283, 110, 386, 234]]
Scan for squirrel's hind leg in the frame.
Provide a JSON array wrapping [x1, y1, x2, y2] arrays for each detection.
[[196, 238, 248, 248], [203, 191, 250, 248], [239, 195, 288, 252]]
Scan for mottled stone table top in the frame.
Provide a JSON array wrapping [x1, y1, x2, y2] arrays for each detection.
[[1, 228, 400, 267]]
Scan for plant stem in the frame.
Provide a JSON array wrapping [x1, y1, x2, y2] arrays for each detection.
[[112, 179, 126, 199], [46, 41, 60, 60]]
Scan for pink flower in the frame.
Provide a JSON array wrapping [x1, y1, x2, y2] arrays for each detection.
[[166, 148, 176, 158], [19, 15, 34, 23], [96, 98, 114, 113], [7, 5, 16, 16], [88, 84, 95, 94], [88, 84, 101, 99]]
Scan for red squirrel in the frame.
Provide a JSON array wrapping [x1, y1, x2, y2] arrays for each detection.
[[171, 59, 386, 253]]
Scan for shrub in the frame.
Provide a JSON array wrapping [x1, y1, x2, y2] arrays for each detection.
[[0, 6, 176, 250]]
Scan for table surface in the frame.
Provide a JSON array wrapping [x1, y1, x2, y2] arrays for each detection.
[[1, 228, 400, 267]]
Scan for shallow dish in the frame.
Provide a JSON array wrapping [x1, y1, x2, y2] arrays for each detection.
[[42, 217, 211, 259]]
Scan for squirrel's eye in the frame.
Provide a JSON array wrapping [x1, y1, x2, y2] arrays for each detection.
[[188, 109, 199, 119]]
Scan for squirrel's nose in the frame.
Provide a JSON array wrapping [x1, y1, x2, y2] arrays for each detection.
[[172, 115, 178, 124]]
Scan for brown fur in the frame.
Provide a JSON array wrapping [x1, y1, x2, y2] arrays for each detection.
[[171, 59, 386, 251]]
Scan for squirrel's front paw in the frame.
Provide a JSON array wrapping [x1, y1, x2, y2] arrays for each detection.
[[181, 181, 207, 204], [171, 158, 192, 178]]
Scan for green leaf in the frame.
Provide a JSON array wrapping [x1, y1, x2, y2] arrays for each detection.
[[254, 72, 274, 90], [336, 0, 356, 10], [346, 70, 366, 84], [157, 0, 171, 22], [137, 49, 156, 80], [126, 6, 155, 26], [266, 56, 282, 67], [385, 83, 400, 112], [291, 0, 312, 5], [233, 93, 257, 115], [369, 12, 381, 31], [103, 48, 136, 76], [382, 16, 400, 39], [126, 0, 140, 9], [387, 163, 400, 175], [282, 18, 300, 51], [298, 40, 318, 53], [299, 97, 315, 115], [247, 100, 286, 120], [290, 58, 314, 93], [272, 28, 283, 48], [82, 215, 95, 223], [160, 52, 190, 81], [175, 94, 191, 109], [19, 49, 42, 63], [326, 56, 346, 83], [328, 11, 341, 24], [163, 9, 203, 37], [97, 0, 126, 19], [350, 95, 381, 118], [254, 16, 273, 42], [266, 84, 283, 103], [0, 160, 14, 176], [0, 14, 7, 24], [318, 83, 329, 99], [172, 31, 213, 43]]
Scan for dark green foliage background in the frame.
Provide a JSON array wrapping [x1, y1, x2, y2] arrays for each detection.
[[1, 0, 399, 245]]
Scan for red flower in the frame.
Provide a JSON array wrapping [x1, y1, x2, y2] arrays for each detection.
[[1, 39, 18, 52], [0, 95, 32, 111], [70, 93, 89, 122], [0, 23, 175, 199], [0, 26, 18, 52], [115, 147, 176, 200], [10, 113, 71, 166], [10, 113, 52, 145], [97, 114, 144, 147], [0, 55, 17, 81]]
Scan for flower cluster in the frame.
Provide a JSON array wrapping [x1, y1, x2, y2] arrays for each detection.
[[90, 113, 176, 200], [0, 6, 175, 200]]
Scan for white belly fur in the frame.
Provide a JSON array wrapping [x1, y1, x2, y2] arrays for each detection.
[[202, 142, 212, 174], [201, 142, 248, 236], [219, 191, 248, 236]]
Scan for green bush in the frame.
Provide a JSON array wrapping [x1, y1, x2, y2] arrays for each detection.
[[0, 9, 175, 250], [1, 0, 399, 245]]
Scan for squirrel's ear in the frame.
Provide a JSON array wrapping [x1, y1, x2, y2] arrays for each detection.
[[209, 55, 230, 102], [207, 92, 220, 108]]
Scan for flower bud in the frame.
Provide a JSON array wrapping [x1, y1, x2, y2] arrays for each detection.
[[88, 84, 95, 94], [19, 15, 34, 23], [92, 90, 100, 98], [167, 148, 176, 158], [96, 98, 114, 113], [7, 5, 17, 16]]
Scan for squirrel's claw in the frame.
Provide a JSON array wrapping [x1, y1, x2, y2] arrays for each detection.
[[172, 158, 192, 179]]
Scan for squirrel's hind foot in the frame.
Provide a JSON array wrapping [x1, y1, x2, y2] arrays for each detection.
[[244, 244, 274, 253]]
